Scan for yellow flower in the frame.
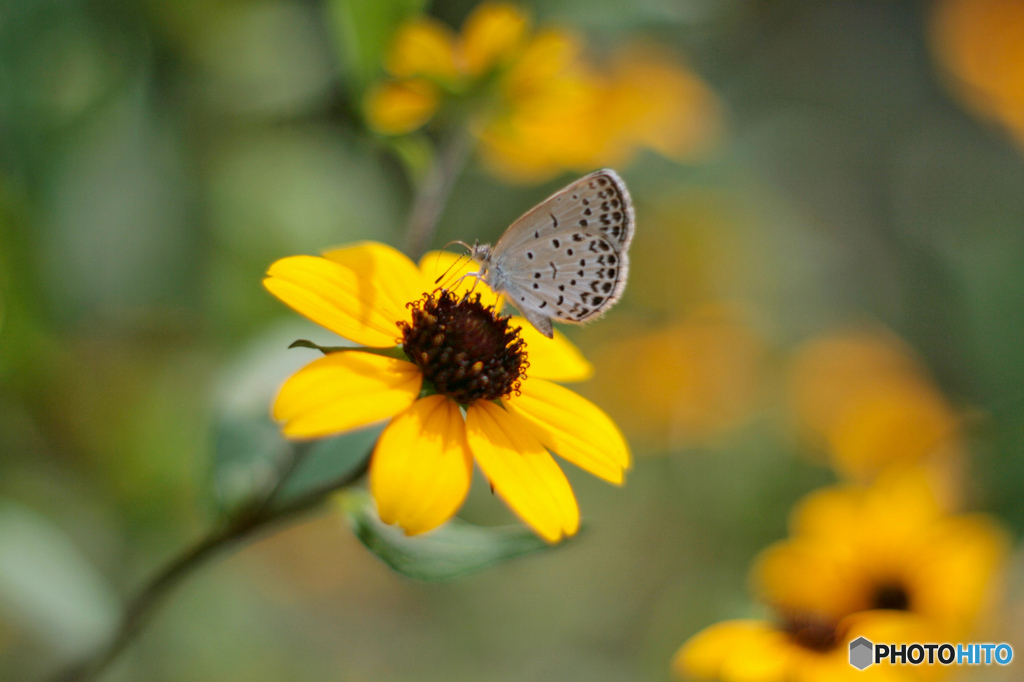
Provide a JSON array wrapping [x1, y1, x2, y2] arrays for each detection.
[[366, 2, 533, 135], [752, 468, 1008, 639], [476, 30, 602, 181], [263, 242, 630, 542], [675, 611, 935, 682], [459, 1, 529, 76], [675, 468, 1008, 681], [364, 79, 441, 136], [366, 2, 722, 182], [788, 329, 962, 480], [385, 18, 460, 81], [586, 305, 764, 451], [479, 41, 723, 182], [930, 0, 1024, 149], [599, 45, 722, 165]]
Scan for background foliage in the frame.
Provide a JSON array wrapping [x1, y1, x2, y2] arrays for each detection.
[[1, 0, 1023, 680]]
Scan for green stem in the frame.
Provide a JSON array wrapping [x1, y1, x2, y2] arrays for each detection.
[[47, 451, 372, 682], [49, 112, 476, 682]]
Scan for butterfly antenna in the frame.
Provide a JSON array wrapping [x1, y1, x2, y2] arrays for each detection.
[[434, 249, 474, 287], [434, 241, 477, 284], [441, 239, 473, 254]]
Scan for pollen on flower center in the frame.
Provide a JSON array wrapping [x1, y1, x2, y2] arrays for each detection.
[[400, 290, 527, 405], [782, 613, 840, 653]]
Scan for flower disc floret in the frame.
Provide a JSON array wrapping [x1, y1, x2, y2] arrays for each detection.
[[265, 242, 629, 542], [872, 582, 911, 611], [781, 613, 840, 654], [401, 290, 527, 404]]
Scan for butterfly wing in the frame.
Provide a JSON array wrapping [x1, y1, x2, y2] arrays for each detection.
[[492, 169, 634, 254], [486, 170, 634, 337]]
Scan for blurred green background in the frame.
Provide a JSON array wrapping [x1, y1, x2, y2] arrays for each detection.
[[2, 0, 1024, 680]]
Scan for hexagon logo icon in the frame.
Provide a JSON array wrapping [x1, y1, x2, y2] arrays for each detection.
[[849, 637, 874, 670]]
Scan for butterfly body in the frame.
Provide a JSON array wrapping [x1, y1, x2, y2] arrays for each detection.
[[470, 169, 634, 338]]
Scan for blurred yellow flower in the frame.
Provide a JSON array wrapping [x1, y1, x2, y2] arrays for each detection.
[[675, 611, 933, 682], [753, 468, 1008, 639], [788, 329, 962, 480], [386, 19, 460, 81], [459, 1, 529, 76], [676, 469, 1007, 682], [930, 0, 1024, 149], [263, 242, 630, 542], [600, 45, 722, 164], [366, 2, 722, 182], [586, 305, 763, 451], [364, 79, 440, 135], [364, 1, 531, 137], [479, 41, 722, 182]]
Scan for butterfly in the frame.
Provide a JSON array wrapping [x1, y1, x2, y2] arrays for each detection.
[[466, 169, 634, 338]]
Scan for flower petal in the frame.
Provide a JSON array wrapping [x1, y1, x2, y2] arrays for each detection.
[[751, 539, 862, 622], [514, 317, 593, 381], [504, 378, 629, 484], [912, 513, 1009, 632], [459, 1, 529, 76], [673, 620, 789, 682], [386, 19, 459, 80], [370, 395, 473, 535], [273, 352, 422, 438], [465, 401, 579, 543], [364, 79, 440, 136], [265, 251, 415, 347], [419, 250, 503, 310], [322, 241, 426, 318]]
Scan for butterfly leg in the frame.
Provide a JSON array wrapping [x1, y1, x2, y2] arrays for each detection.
[[443, 271, 482, 298]]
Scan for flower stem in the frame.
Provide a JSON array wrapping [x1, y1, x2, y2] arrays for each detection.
[[401, 128, 474, 259], [47, 451, 372, 682]]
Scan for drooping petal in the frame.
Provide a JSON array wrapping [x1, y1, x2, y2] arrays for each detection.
[[419, 250, 503, 310], [465, 401, 579, 543], [514, 317, 593, 381], [265, 250, 416, 347], [273, 352, 422, 438], [370, 395, 473, 536], [504, 378, 629, 484]]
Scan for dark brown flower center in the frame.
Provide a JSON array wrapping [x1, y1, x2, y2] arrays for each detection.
[[871, 582, 911, 611], [782, 613, 842, 653], [400, 290, 527, 405]]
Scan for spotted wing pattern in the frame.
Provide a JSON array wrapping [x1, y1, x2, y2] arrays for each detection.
[[483, 170, 634, 337], [492, 169, 633, 253], [500, 233, 628, 325]]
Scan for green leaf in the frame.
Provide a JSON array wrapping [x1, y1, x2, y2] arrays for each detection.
[[272, 425, 382, 506], [327, 0, 427, 91], [212, 322, 376, 512], [287, 338, 350, 353], [0, 501, 119, 657], [288, 339, 408, 360], [340, 491, 567, 581]]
